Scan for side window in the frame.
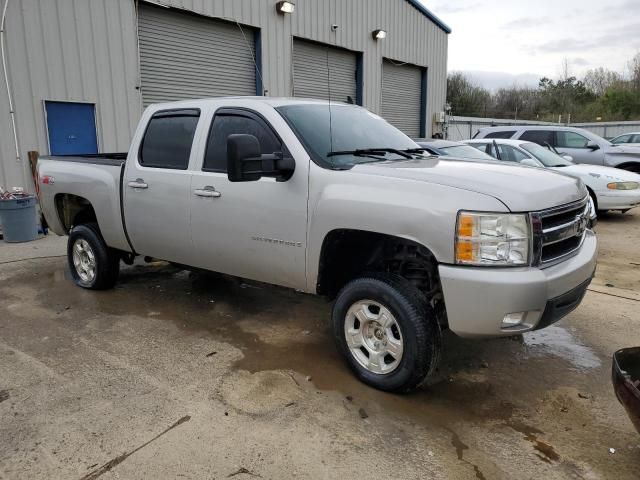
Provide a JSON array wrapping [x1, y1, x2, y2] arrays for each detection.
[[497, 145, 529, 162], [204, 114, 282, 172], [469, 143, 490, 155], [612, 134, 630, 144], [472, 143, 494, 157], [633, 135, 640, 143], [556, 131, 589, 148], [519, 130, 554, 146], [140, 110, 200, 169], [485, 131, 516, 139]]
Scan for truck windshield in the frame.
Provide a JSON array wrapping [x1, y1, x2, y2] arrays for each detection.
[[276, 104, 420, 168], [520, 143, 573, 167]]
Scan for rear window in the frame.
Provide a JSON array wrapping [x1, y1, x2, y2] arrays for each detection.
[[140, 109, 200, 169], [484, 131, 516, 139], [519, 130, 554, 146]]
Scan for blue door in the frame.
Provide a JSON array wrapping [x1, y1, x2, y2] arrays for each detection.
[[45, 101, 98, 155]]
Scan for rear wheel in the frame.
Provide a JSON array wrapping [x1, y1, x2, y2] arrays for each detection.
[[68, 223, 120, 290], [332, 273, 441, 392]]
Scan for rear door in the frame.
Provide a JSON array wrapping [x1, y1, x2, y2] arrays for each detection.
[[189, 107, 308, 289], [123, 108, 202, 264]]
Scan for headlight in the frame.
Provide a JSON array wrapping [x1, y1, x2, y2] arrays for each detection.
[[455, 212, 530, 266], [607, 182, 639, 190]]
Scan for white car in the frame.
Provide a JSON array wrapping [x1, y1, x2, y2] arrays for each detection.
[[465, 138, 640, 213], [610, 132, 640, 147]]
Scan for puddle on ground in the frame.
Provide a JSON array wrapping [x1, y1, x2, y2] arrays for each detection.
[[523, 326, 601, 370], [507, 420, 560, 464]]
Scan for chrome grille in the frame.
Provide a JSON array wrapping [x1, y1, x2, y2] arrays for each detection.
[[532, 197, 590, 267]]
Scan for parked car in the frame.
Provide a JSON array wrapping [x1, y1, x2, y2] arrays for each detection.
[[466, 138, 640, 214], [474, 125, 640, 172], [37, 97, 597, 392], [414, 139, 496, 161], [612, 347, 640, 435], [610, 132, 640, 147]]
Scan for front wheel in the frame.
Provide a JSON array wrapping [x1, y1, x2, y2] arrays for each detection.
[[332, 273, 441, 392], [68, 223, 120, 290]]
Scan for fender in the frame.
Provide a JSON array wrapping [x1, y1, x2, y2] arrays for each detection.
[[305, 166, 508, 293]]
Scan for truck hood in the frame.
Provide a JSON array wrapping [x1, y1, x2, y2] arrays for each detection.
[[352, 158, 586, 212]]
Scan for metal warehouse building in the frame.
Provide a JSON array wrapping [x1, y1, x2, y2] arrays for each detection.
[[0, 0, 449, 190]]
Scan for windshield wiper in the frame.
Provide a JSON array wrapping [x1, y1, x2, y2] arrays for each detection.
[[401, 148, 430, 154], [327, 148, 414, 159]]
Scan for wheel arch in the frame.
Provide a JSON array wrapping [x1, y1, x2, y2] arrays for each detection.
[[315, 229, 446, 327], [54, 193, 99, 233], [613, 161, 640, 173], [585, 185, 598, 211]]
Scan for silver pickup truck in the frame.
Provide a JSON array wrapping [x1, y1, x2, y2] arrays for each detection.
[[38, 97, 597, 392]]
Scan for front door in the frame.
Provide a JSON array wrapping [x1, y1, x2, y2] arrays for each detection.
[[190, 108, 308, 289], [123, 108, 201, 264], [555, 130, 604, 165]]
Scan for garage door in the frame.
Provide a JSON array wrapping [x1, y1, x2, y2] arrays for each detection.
[[138, 3, 257, 107], [292, 39, 358, 104], [381, 59, 424, 137]]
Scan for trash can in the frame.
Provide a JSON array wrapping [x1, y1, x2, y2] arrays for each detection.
[[0, 195, 38, 243]]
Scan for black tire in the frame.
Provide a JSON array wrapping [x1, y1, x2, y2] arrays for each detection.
[[587, 189, 598, 213], [332, 273, 441, 392], [67, 223, 120, 290]]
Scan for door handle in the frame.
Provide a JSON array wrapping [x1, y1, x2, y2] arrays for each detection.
[[127, 178, 148, 189], [194, 186, 221, 198]]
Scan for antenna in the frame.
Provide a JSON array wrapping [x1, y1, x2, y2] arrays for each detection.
[[327, 0, 334, 154], [326, 46, 334, 154], [236, 21, 267, 95]]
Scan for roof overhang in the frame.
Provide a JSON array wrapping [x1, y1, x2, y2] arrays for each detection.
[[406, 0, 452, 34]]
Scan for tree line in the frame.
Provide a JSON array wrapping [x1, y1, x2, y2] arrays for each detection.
[[447, 54, 640, 122]]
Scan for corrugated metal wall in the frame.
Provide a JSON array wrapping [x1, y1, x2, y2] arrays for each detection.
[[0, 0, 448, 189], [381, 59, 423, 137], [0, 0, 141, 190], [138, 4, 257, 106], [150, 0, 449, 129], [292, 39, 357, 103]]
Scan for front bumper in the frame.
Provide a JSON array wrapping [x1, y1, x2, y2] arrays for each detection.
[[597, 190, 640, 210], [438, 230, 597, 338]]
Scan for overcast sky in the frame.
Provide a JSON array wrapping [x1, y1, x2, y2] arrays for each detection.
[[422, 0, 640, 89]]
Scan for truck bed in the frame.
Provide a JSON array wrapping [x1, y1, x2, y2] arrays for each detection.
[[39, 153, 127, 167], [37, 154, 132, 252]]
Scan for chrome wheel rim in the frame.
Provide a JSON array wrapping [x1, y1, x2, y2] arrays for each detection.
[[344, 300, 404, 374], [72, 239, 96, 283]]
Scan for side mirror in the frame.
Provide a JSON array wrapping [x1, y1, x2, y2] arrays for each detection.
[[586, 140, 600, 151], [520, 158, 540, 168], [227, 134, 295, 182]]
